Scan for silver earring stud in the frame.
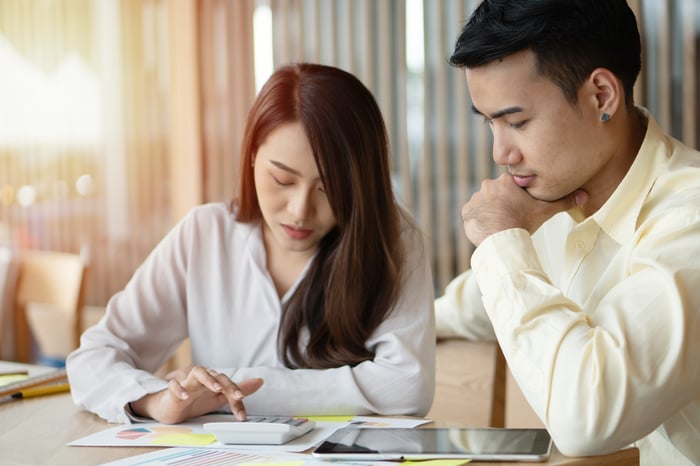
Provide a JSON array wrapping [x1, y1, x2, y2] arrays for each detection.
[[601, 112, 611, 122]]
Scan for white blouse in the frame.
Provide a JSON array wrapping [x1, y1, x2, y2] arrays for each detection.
[[67, 203, 436, 424]]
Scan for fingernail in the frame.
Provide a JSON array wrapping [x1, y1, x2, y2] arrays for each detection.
[[234, 390, 244, 399], [213, 382, 222, 391], [180, 391, 189, 400]]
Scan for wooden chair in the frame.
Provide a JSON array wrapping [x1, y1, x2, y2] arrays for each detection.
[[429, 338, 543, 428], [428, 339, 504, 427], [0, 248, 18, 359], [13, 250, 87, 363]]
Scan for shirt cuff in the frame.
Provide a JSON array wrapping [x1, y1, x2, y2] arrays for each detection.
[[124, 401, 154, 423], [471, 228, 544, 327], [471, 228, 541, 286]]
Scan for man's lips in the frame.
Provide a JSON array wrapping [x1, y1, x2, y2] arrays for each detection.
[[512, 174, 535, 188]]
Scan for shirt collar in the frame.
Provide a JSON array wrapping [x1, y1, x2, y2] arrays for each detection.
[[588, 109, 670, 244]]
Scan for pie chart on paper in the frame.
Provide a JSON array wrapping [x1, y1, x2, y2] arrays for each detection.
[[116, 427, 151, 440]]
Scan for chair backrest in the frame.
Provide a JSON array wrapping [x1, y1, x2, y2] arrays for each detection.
[[0, 247, 18, 359], [429, 339, 505, 427], [429, 338, 543, 428], [13, 250, 87, 363]]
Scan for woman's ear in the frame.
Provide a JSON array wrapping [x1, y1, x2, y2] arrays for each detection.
[[588, 68, 622, 122]]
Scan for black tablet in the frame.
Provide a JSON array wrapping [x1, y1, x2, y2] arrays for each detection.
[[312, 426, 552, 461]]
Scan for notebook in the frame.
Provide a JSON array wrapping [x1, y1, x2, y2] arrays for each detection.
[[0, 367, 67, 398]]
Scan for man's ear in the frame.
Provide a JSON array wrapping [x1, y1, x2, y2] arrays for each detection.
[[587, 68, 622, 120]]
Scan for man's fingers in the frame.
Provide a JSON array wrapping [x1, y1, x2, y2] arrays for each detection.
[[573, 189, 588, 206], [552, 189, 588, 214]]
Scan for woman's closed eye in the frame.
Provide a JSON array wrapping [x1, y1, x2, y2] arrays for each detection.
[[270, 170, 326, 194], [271, 174, 293, 186]]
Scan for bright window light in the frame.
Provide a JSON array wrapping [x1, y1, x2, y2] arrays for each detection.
[[406, 0, 425, 73], [254, 2, 274, 93], [0, 35, 101, 147]]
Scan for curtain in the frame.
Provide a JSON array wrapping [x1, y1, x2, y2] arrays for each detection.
[[0, 0, 697, 332], [259, 0, 699, 292]]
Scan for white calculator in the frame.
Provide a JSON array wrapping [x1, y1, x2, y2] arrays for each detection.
[[203, 416, 316, 445]]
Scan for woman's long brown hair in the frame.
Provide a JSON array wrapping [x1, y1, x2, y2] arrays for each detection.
[[236, 63, 404, 369]]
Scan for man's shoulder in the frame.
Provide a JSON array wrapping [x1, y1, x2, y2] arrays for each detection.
[[654, 138, 700, 202]]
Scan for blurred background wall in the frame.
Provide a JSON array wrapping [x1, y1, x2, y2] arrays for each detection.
[[0, 0, 697, 315]]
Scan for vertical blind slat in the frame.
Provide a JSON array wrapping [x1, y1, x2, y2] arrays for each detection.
[[454, 1, 473, 273], [434, 4, 450, 289], [657, 0, 671, 130], [681, 0, 697, 148]]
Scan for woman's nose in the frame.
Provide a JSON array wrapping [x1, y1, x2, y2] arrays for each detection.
[[288, 188, 313, 220]]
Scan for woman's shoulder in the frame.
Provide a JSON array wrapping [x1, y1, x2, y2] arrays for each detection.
[[396, 204, 430, 264], [397, 205, 425, 243], [185, 201, 231, 219], [180, 202, 257, 238]]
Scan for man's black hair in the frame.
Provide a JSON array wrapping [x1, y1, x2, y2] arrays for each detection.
[[450, 0, 641, 106]]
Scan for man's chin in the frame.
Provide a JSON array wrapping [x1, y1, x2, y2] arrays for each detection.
[[523, 188, 548, 202], [526, 188, 571, 203]]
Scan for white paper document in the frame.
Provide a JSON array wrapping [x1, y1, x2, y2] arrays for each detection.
[[99, 447, 308, 466], [69, 415, 430, 453]]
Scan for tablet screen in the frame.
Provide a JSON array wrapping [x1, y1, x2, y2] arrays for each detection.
[[312, 426, 552, 461]]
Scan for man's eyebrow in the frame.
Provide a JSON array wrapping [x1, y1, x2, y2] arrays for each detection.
[[270, 160, 301, 176], [471, 105, 524, 119]]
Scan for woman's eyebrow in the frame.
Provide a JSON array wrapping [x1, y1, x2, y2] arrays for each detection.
[[270, 160, 301, 175], [269, 160, 322, 182]]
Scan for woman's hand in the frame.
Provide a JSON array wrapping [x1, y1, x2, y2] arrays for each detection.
[[130, 365, 264, 424]]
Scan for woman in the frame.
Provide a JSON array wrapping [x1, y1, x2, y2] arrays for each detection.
[[66, 63, 435, 425]]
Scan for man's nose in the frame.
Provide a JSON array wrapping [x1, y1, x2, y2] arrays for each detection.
[[492, 130, 520, 166]]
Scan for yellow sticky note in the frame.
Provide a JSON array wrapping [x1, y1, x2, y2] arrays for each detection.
[[0, 374, 29, 387], [150, 433, 216, 446]]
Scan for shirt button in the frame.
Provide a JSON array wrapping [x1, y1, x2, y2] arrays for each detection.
[[575, 240, 585, 249]]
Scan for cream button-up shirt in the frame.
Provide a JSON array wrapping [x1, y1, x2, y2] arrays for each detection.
[[436, 110, 700, 465]]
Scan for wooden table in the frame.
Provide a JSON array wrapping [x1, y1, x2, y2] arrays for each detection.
[[0, 360, 638, 465]]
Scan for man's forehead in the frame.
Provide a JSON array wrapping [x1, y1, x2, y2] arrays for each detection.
[[464, 55, 558, 114]]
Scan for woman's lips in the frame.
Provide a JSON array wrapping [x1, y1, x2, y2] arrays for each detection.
[[282, 225, 312, 240]]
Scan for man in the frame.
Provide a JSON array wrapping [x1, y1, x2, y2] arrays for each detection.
[[436, 1, 700, 464]]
